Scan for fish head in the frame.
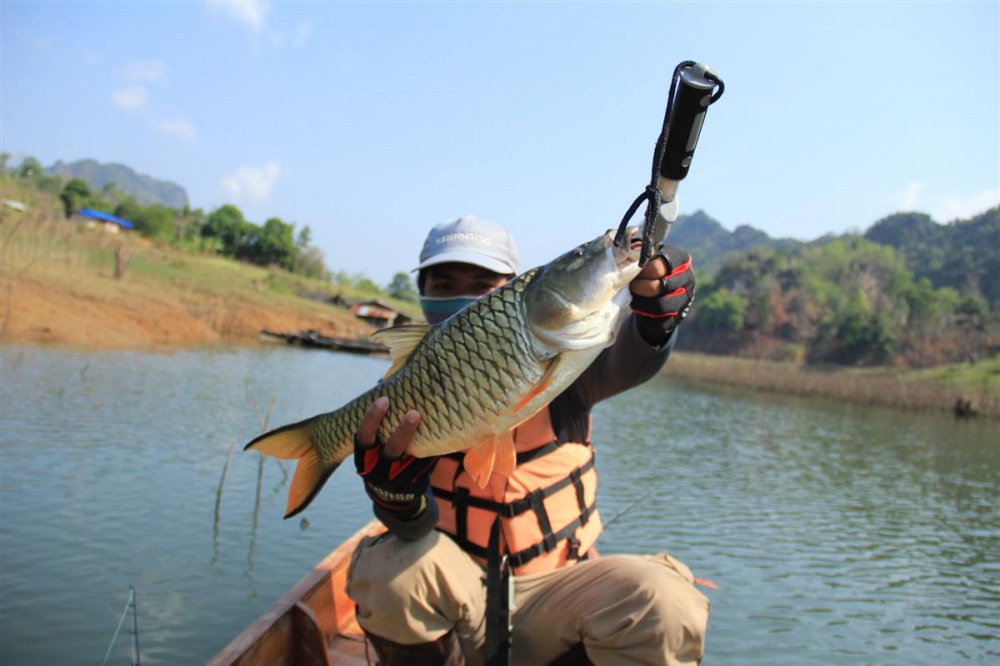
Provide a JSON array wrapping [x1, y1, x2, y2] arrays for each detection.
[[524, 229, 642, 353]]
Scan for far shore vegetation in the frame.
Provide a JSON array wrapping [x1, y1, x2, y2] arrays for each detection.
[[1, 156, 997, 421]]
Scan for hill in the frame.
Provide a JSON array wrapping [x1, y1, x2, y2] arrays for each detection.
[[864, 207, 1000, 308], [669, 209, 802, 276], [47, 159, 189, 209]]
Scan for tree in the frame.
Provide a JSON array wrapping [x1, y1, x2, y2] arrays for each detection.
[[387, 272, 418, 302], [691, 289, 745, 333], [294, 245, 329, 280], [201, 204, 251, 257], [18, 156, 43, 180], [296, 225, 312, 249], [242, 217, 296, 269], [60, 178, 91, 218]]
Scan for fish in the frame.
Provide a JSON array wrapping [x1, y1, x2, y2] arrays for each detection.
[[246, 229, 642, 518]]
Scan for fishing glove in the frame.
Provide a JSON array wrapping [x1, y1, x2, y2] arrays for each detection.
[[354, 436, 439, 540], [631, 244, 696, 347]]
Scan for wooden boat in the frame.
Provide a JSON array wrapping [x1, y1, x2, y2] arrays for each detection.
[[259, 329, 389, 355], [209, 519, 386, 666]]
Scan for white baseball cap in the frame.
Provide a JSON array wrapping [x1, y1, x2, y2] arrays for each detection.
[[415, 216, 520, 275]]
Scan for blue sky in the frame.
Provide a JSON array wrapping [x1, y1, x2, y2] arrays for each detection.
[[3, 1, 998, 286]]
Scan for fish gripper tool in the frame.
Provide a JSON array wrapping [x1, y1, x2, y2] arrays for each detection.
[[614, 61, 725, 267]]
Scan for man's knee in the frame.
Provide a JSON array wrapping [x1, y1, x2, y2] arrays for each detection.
[[347, 530, 487, 650], [582, 555, 709, 665], [643, 554, 710, 664]]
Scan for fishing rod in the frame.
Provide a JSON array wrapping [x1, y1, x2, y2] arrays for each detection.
[[614, 61, 725, 266]]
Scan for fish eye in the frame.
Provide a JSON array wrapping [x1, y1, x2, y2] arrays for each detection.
[[572, 246, 585, 258]]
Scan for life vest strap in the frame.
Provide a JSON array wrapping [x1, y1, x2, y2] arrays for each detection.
[[432, 454, 597, 571], [432, 456, 596, 519], [442, 439, 566, 468]]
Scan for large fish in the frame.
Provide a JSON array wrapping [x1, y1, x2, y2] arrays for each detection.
[[247, 229, 642, 517]]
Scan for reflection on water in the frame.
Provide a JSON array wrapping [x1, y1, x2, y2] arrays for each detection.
[[0, 346, 997, 664]]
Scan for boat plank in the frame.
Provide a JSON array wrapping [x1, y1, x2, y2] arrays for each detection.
[[210, 520, 385, 666]]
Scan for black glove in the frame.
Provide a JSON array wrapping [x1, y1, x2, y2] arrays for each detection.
[[630, 244, 696, 346], [354, 434, 437, 520]]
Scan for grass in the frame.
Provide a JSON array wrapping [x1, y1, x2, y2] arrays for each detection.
[[0, 199, 419, 345], [665, 351, 1000, 420]]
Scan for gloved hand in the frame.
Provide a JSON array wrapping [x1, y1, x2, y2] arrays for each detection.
[[354, 397, 437, 522], [629, 244, 696, 346]]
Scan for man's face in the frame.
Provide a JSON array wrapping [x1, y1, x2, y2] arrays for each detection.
[[422, 262, 510, 298]]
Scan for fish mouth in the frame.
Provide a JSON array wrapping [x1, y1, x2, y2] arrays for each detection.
[[611, 227, 641, 269]]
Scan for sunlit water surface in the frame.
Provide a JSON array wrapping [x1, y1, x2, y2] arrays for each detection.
[[1, 346, 996, 665]]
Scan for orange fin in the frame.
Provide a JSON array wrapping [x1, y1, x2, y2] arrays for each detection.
[[492, 431, 517, 478], [694, 578, 720, 590], [245, 422, 337, 518], [283, 448, 338, 518], [245, 422, 314, 459], [463, 432, 517, 488], [463, 437, 496, 489], [514, 360, 558, 412]]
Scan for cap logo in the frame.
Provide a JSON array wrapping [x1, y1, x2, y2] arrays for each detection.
[[437, 232, 492, 246]]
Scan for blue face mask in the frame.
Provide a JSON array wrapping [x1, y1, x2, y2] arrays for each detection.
[[419, 295, 480, 325]]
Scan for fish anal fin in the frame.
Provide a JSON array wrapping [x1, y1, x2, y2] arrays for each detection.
[[463, 432, 517, 488], [371, 324, 433, 379], [493, 431, 516, 478], [463, 437, 496, 489]]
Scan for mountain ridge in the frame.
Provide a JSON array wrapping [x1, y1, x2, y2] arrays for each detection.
[[47, 158, 189, 209]]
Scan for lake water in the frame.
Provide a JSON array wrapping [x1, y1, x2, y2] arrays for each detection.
[[0, 345, 996, 665]]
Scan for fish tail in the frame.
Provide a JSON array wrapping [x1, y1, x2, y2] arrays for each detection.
[[245, 420, 340, 518]]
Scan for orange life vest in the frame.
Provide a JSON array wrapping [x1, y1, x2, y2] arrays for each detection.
[[430, 407, 603, 575]]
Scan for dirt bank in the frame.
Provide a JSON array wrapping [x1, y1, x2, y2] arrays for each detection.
[[1, 276, 375, 349]]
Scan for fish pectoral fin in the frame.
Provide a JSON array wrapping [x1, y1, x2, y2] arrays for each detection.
[[245, 421, 336, 518], [463, 432, 516, 488], [514, 359, 560, 413], [371, 324, 433, 379]]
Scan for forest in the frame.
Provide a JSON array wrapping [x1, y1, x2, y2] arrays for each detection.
[[675, 208, 998, 368]]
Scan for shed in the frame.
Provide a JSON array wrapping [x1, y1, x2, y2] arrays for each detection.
[[77, 208, 135, 233], [348, 300, 413, 329]]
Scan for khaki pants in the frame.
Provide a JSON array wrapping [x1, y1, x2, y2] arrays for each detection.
[[347, 530, 709, 666]]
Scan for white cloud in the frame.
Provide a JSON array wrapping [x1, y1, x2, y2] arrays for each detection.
[[154, 119, 197, 143], [898, 181, 924, 211], [206, 0, 271, 32], [221, 162, 280, 204], [124, 59, 169, 84], [930, 189, 1000, 223], [111, 86, 148, 111]]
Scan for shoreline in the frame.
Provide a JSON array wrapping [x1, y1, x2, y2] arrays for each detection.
[[1, 225, 996, 421], [5, 331, 996, 421], [662, 352, 999, 421]]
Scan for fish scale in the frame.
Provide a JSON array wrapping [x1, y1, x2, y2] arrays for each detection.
[[246, 231, 640, 517]]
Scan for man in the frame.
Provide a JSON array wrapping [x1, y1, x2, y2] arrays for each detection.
[[347, 215, 708, 666]]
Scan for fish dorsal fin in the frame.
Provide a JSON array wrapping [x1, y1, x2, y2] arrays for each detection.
[[463, 431, 516, 489], [371, 324, 433, 379]]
